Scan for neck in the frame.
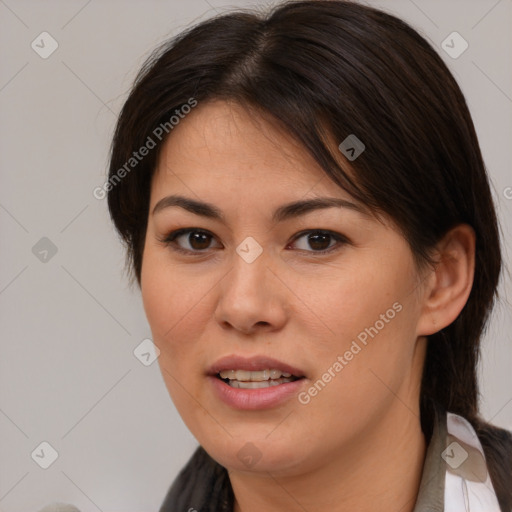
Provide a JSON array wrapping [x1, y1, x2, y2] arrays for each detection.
[[229, 402, 427, 512]]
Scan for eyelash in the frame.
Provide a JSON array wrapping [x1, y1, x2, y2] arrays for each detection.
[[158, 228, 350, 256]]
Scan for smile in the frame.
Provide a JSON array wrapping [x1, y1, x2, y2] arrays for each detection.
[[217, 368, 302, 388]]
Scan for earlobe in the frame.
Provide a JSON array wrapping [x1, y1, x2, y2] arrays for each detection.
[[416, 224, 476, 337]]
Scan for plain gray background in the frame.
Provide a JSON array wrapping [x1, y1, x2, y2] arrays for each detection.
[[0, 0, 511, 510]]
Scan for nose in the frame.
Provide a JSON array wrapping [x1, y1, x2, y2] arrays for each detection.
[[213, 248, 288, 335]]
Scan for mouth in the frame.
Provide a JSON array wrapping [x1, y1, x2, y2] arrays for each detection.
[[208, 354, 306, 389], [207, 354, 307, 410], [216, 369, 304, 388]]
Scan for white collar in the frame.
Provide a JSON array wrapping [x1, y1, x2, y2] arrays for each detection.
[[444, 412, 501, 511]]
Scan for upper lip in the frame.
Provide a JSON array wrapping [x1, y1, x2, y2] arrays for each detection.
[[208, 354, 306, 377]]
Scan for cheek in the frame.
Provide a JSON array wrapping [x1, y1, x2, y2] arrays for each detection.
[[298, 306, 418, 444], [309, 262, 407, 343], [304, 260, 420, 403], [141, 248, 189, 354], [140, 247, 215, 363], [140, 251, 206, 414]]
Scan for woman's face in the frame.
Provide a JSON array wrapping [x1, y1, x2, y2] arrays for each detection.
[[141, 99, 429, 475]]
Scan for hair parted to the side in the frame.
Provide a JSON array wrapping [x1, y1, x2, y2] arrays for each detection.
[[107, 1, 511, 508]]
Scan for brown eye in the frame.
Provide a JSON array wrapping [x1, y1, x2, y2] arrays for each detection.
[[290, 230, 348, 254], [161, 229, 221, 254], [185, 231, 212, 250]]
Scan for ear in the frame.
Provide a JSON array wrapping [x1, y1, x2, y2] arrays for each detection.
[[416, 224, 476, 337]]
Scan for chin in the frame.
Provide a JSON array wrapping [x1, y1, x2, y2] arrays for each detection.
[[206, 437, 308, 475]]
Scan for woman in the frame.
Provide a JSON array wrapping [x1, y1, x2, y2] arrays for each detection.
[[106, 1, 512, 510]]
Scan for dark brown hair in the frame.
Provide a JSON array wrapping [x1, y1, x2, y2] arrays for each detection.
[[107, 0, 511, 508]]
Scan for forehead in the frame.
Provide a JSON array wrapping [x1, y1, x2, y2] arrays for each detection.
[[152, 99, 334, 188]]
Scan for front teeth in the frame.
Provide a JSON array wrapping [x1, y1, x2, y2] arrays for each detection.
[[228, 378, 294, 389], [219, 369, 293, 381]]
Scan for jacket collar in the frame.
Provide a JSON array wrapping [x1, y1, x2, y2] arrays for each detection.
[[414, 404, 501, 511]]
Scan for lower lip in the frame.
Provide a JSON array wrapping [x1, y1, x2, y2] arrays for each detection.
[[208, 376, 306, 410]]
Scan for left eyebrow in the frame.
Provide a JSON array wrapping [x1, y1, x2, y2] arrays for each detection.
[[272, 196, 369, 222], [151, 194, 369, 222]]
